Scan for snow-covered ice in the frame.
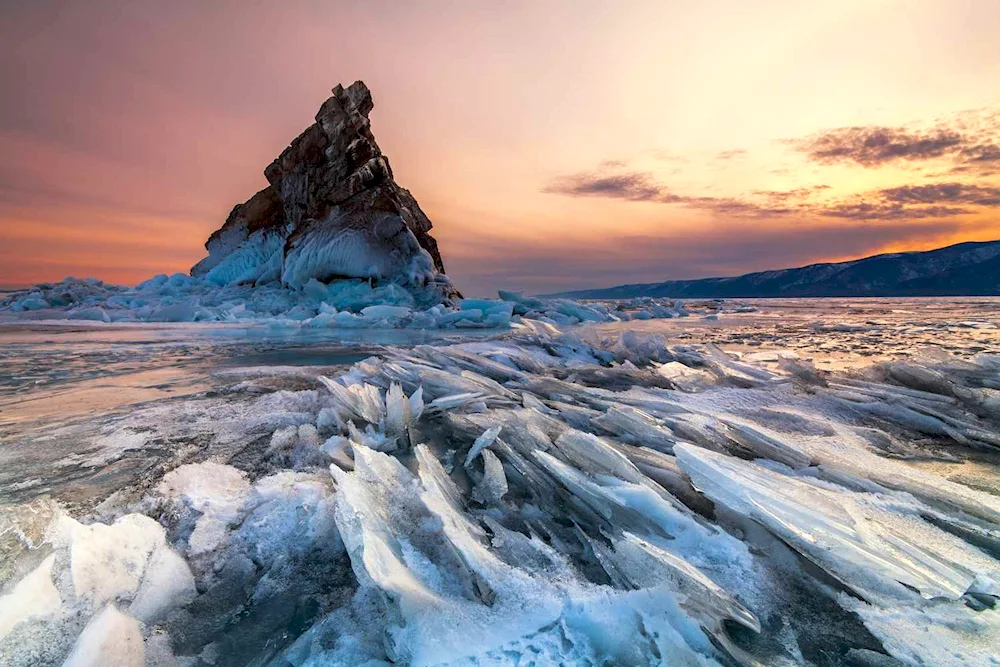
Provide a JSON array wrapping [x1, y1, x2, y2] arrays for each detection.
[[0, 275, 708, 330]]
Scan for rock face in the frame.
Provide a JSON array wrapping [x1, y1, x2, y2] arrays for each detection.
[[191, 81, 456, 300]]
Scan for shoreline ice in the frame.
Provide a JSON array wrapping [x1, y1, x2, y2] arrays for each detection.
[[0, 274, 707, 331]]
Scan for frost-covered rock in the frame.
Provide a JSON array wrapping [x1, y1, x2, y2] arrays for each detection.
[[190, 80, 458, 305]]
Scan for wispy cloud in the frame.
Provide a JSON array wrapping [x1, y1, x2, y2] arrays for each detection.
[[544, 172, 665, 201], [883, 182, 1000, 206], [544, 171, 822, 217], [961, 143, 1000, 163], [821, 183, 1000, 220], [792, 110, 1000, 173], [794, 127, 964, 166], [715, 148, 747, 161], [545, 169, 1000, 222]]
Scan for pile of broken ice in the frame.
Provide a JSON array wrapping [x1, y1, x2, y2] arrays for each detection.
[[0, 275, 699, 329], [2, 325, 999, 666]]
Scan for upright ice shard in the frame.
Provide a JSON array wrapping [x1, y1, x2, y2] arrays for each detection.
[[191, 81, 458, 302]]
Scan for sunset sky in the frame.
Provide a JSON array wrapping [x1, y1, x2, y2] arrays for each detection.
[[2, 0, 999, 295]]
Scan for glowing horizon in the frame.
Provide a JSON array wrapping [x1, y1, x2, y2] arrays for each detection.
[[2, 0, 999, 295]]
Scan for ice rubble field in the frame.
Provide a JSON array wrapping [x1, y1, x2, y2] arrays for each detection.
[[1, 316, 999, 667], [0, 275, 701, 329]]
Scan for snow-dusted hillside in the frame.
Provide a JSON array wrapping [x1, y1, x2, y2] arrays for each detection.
[[551, 239, 1000, 299]]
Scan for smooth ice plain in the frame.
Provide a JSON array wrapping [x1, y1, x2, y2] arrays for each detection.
[[1, 295, 999, 666]]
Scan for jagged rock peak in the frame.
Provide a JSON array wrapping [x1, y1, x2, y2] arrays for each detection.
[[191, 81, 457, 303]]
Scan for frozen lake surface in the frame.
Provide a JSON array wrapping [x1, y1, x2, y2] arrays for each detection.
[[1, 297, 999, 666]]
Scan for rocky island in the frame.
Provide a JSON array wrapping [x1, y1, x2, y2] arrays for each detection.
[[191, 81, 458, 303]]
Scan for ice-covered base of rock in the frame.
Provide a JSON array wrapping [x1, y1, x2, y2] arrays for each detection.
[[2, 322, 999, 666], [0, 274, 703, 329]]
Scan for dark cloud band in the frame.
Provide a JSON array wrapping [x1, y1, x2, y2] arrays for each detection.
[[545, 170, 1000, 222], [795, 127, 963, 166], [793, 113, 1000, 171]]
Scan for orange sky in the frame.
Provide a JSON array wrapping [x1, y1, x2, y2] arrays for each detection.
[[2, 0, 999, 295]]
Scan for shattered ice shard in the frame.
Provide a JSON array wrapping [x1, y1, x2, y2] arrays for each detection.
[[675, 443, 999, 602]]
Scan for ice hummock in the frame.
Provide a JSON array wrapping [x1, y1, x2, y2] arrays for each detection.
[[0, 274, 705, 330]]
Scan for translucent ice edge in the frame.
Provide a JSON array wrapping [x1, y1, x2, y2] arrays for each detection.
[[0, 274, 730, 330]]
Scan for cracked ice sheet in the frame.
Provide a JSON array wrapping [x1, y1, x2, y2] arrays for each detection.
[[1, 302, 999, 667]]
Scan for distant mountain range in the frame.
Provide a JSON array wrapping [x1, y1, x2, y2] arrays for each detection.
[[544, 240, 1000, 299]]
